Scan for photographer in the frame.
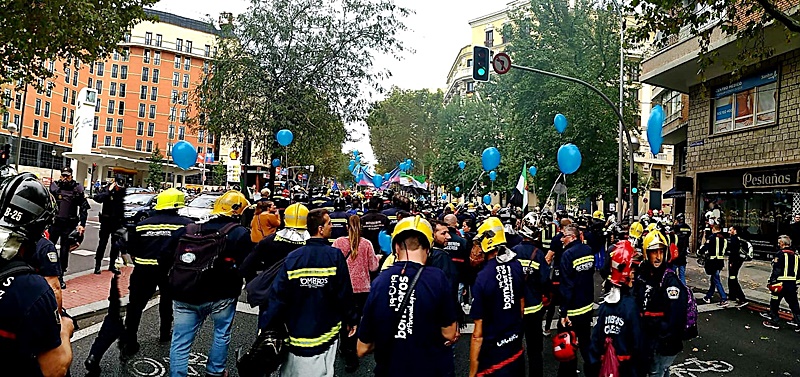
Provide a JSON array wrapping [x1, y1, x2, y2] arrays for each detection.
[[49, 167, 89, 288], [93, 174, 127, 274]]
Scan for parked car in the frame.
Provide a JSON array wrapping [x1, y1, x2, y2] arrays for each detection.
[[126, 187, 150, 195], [124, 193, 157, 225], [178, 193, 222, 221]]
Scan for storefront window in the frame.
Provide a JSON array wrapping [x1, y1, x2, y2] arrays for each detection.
[[712, 70, 778, 134], [700, 191, 793, 254]]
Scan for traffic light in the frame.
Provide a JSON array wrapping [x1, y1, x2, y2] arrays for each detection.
[[473, 46, 490, 82], [0, 144, 10, 166], [630, 173, 639, 195]]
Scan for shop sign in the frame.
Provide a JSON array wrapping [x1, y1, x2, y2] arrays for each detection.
[[714, 69, 778, 98], [742, 166, 800, 189]]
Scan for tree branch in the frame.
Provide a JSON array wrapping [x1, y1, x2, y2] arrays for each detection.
[[753, 0, 800, 32]]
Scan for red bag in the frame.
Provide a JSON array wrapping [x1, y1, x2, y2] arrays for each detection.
[[598, 337, 620, 377]]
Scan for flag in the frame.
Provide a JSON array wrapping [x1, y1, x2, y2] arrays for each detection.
[[332, 179, 339, 192], [510, 162, 528, 209]]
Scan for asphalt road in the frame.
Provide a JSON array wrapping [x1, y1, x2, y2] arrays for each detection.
[[59, 203, 109, 277]]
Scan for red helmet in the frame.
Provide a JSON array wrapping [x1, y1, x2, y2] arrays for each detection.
[[610, 240, 634, 286], [552, 330, 578, 362]]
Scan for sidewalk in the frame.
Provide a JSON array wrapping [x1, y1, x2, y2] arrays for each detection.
[[63, 266, 134, 318]]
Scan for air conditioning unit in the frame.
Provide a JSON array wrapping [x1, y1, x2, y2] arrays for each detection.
[[666, 166, 672, 175]]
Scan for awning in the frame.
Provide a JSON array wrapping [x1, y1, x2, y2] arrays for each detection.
[[663, 187, 687, 199]]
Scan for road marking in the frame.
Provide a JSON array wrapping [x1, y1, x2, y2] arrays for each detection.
[[670, 357, 733, 376], [71, 249, 95, 257], [72, 299, 158, 341]]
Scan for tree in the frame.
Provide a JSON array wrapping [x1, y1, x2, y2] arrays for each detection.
[[211, 163, 227, 186], [145, 145, 164, 189], [0, 0, 157, 91]]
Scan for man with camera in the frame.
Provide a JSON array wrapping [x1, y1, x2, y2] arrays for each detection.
[[93, 174, 127, 274], [49, 166, 89, 288]]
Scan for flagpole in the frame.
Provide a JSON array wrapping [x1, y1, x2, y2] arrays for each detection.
[[544, 173, 563, 212]]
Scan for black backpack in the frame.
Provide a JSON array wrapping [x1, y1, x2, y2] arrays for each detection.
[[0, 260, 34, 282], [169, 222, 239, 303]]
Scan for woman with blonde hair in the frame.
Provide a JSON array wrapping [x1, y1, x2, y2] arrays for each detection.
[[332, 215, 379, 372]]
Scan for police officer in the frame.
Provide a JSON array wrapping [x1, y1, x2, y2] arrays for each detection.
[[93, 173, 128, 274], [361, 196, 389, 255], [701, 225, 729, 307], [513, 213, 551, 377], [673, 213, 692, 285], [114, 188, 194, 361], [328, 197, 350, 243], [49, 166, 89, 288], [761, 235, 800, 330], [0, 173, 74, 376], [558, 223, 595, 377], [241, 203, 310, 282], [470, 217, 526, 377]]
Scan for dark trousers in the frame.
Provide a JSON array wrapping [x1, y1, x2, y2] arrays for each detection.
[[122, 264, 173, 345], [769, 283, 800, 324], [88, 273, 124, 359], [339, 292, 369, 364], [523, 310, 544, 377], [556, 312, 592, 377], [50, 218, 77, 275], [95, 220, 122, 267], [727, 259, 746, 302]]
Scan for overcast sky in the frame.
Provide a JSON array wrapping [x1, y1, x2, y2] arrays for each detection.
[[154, 0, 504, 164]]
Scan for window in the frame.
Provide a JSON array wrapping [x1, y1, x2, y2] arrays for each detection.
[[485, 30, 494, 46], [117, 119, 123, 133], [203, 61, 209, 74], [183, 74, 189, 88], [46, 82, 52, 97], [151, 87, 158, 101], [466, 58, 473, 67], [122, 47, 130, 61], [136, 139, 142, 151], [207, 133, 213, 143], [186, 40, 192, 53], [33, 120, 39, 136], [42, 122, 48, 138], [61, 107, 67, 122], [712, 70, 778, 134], [113, 50, 120, 61], [94, 100, 100, 112], [142, 67, 149, 82], [156, 34, 162, 47], [13, 115, 19, 127], [138, 103, 146, 117], [140, 86, 147, 100], [137, 121, 144, 135], [146, 140, 153, 152], [43, 101, 50, 117], [120, 65, 128, 79], [107, 100, 115, 114], [167, 142, 173, 155], [93, 116, 98, 130], [144, 49, 151, 64], [149, 105, 156, 118], [95, 80, 102, 94], [145, 32, 152, 45], [152, 69, 159, 83], [176, 39, 183, 52], [3, 112, 9, 129], [88, 77, 93, 89], [105, 136, 111, 146], [35, 99, 41, 115], [168, 125, 175, 139], [64, 68, 71, 84], [651, 169, 662, 189], [204, 45, 211, 57], [180, 109, 187, 123], [198, 130, 205, 142], [60, 126, 65, 142], [119, 83, 126, 97], [184, 57, 191, 70], [173, 73, 179, 86], [181, 91, 188, 104], [174, 56, 181, 69], [2, 89, 10, 107], [178, 126, 185, 140], [148, 122, 155, 137], [123, 32, 131, 43], [111, 64, 118, 78], [69, 109, 74, 124], [106, 118, 113, 132], [110, 82, 117, 96], [656, 90, 682, 124], [48, 61, 55, 72], [115, 137, 122, 147], [171, 90, 178, 103], [169, 107, 176, 121], [73, 70, 78, 86], [70, 90, 76, 105], [154, 51, 161, 65], [92, 134, 97, 148], [15, 92, 22, 109], [466, 81, 475, 93], [118, 101, 125, 115], [96, 62, 104, 76]]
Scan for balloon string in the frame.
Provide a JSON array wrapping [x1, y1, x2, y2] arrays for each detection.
[[467, 171, 486, 202], [544, 173, 563, 211]]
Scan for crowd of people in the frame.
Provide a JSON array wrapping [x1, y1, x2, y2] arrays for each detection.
[[3, 167, 800, 377]]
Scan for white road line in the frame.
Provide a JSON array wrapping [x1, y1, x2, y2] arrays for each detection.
[[71, 249, 95, 257], [72, 299, 158, 341]]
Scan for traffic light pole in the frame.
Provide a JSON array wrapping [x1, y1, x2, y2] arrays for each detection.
[[509, 63, 635, 223]]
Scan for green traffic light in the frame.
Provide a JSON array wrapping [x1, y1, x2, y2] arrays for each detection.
[[477, 67, 486, 76], [632, 187, 638, 194]]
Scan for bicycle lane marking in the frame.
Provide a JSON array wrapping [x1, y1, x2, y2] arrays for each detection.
[[670, 357, 734, 377]]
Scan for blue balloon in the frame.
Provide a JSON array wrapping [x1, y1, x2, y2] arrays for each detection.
[[348, 160, 356, 172], [352, 150, 359, 158], [557, 143, 582, 175], [356, 173, 364, 183], [405, 158, 412, 165], [483, 194, 492, 205], [554, 113, 568, 134], [384, 173, 390, 181], [647, 105, 666, 156], [458, 160, 466, 170], [482, 147, 501, 171], [276, 129, 294, 147], [529, 166, 537, 176], [455, 186, 461, 193], [378, 230, 392, 255], [441, 194, 447, 200], [489, 170, 497, 181], [372, 175, 383, 188], [171, 140, 197, 170], [272, 158, 281, 168]]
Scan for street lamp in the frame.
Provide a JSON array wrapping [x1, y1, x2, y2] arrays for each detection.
[[50, 145, 57, 181], [608, 0, 632, 222], [7, 123, 17, 170]]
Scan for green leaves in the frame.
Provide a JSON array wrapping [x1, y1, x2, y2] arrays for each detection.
[[145, 145, 164, 190]]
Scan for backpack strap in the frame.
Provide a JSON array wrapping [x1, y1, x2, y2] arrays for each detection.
[[218, 222, 240, 238], [0, 260, 35, 281]]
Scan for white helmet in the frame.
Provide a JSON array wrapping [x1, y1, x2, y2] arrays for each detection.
[[519, 212, 540, 239]]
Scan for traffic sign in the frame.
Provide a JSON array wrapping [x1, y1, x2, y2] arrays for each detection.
[[492, 53, 511, 75]]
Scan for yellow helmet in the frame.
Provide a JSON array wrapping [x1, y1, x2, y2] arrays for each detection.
[[211, 190, 249, 217], [592, 210, 604, 220], [392, 215, 434, 249], [284, 203, 309, 229], [643, 230, 667, 251], [629, 222, 644, 239], [476, 217, 506, 253], [154, 188, 186, 210], [645, 223, 658, 233]]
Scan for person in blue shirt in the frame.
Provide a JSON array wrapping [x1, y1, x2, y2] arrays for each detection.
[[358, 216, 459, 377], [470, 217, 526, 377]]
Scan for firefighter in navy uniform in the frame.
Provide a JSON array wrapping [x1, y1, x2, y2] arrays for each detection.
[[381, 194, 402, 233], [470, 217, 526, 377], [361, 196, 389, 255], [309, 187, 334, 211], [673, 214, 692, 285], [115, 188, 194, 360], [328, 197, 350, 243], [49, 166, 89, 288], [93, 174, 128, 274], [241, 203, 310, 282], [0, 173, 75, 377], [557, 223, 595, 377], [761, 235, 800, 329], [512, 213, 551, 377], [540, 211, 558, 252]]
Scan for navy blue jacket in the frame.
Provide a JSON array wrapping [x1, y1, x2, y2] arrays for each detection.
[[128, 211, 193, 266], [588, 292, 642, 374], [634, 266, 688, 356], [260, 238, 355, 357], [559, 240, 595, 318], [94, 183, 127, 222], [512, 240, 550, 315], [328, 210, 350, 243], [381, 207, 401, 233]]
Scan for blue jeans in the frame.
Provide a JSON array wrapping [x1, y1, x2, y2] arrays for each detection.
[[648, 352, 677, 377], [170, 298, 237, 377], [676, 265, 686, 285], [705, 270, 727, 301]]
